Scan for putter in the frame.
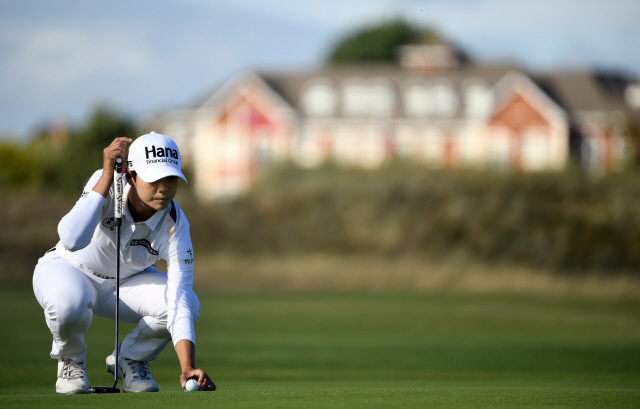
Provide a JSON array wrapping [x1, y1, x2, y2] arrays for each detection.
[[90, 157, 123, 394]]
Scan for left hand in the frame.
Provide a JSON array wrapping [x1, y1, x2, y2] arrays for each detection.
[[180, 368, 216, 391]]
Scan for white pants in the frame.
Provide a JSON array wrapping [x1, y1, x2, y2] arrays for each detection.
[[33, 249, 200, 364]]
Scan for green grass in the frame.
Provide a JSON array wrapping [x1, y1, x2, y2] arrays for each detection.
[[2, 389, 640, 409], [1, 289, 639, 408]]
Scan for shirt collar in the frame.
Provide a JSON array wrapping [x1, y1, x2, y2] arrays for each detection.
[[122, 184, 169, 230]]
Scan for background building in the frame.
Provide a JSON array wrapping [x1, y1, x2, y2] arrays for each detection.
[[149, 45, 639, 201]]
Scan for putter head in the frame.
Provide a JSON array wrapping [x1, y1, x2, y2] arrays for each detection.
[[90, 386, 120, 394]]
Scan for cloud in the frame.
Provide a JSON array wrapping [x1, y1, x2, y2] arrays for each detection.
[[0, 1, 335, 134], [205, 0, 640, 72], [199, 0, 383, 27], [1, 0, 639, 137], [400, 0, 640, 70], [0, 16, 184, 134], [0, 22, 163, 102]]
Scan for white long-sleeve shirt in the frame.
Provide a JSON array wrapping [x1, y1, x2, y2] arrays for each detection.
[[57, 169, 196, 345]]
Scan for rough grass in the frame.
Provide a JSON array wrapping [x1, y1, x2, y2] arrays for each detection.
[[188, 253, 640, 297], [5, 164, 640, 295], [185, 164, 640, 275], [0, 186, 74, 285]]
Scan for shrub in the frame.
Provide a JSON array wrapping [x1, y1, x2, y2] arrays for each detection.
[[184, 164, 640, 275]]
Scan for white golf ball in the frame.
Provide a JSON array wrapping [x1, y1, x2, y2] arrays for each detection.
[[185, 379, 199, 392]]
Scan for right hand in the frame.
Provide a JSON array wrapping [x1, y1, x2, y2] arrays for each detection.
[[102, 137, 132, 175], [92, 137, 133, 198], [180, 368, 216, 391]]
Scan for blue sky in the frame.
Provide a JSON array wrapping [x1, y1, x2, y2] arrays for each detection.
[[1, 0, 639, 140]]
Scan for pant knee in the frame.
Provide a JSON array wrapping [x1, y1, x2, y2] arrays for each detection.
[[52, 296, 92, 329]]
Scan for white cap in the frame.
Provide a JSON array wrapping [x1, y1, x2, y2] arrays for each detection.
[[127, 132, 188, 183]]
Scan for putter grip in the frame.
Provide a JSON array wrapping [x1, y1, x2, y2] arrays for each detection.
[[114, 157, 123, 225]]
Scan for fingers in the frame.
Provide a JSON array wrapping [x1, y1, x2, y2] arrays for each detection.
[[203, 380, 216, 391], [181, 369, 216, 391], [102, 137, 132, 174], [106, 137, 132, 161], [199, 373, 216, 391]]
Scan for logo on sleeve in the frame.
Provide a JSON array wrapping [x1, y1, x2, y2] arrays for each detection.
[[130, 239, 159, 256], [184, 249, 194, 265]]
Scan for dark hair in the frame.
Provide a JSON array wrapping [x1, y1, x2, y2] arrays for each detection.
[[126, 169, 137, 183]]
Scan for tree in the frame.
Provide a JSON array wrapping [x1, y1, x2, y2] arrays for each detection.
[[56, 106, 138, 191], [0, 143, 32, 187], [327, 19, 446, 64]]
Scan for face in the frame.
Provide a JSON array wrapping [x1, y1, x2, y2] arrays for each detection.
[[130, 173, 179, 212]]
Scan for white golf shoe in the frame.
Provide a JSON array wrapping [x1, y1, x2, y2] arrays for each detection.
[[56, 357, 90, 394], [106, 354, 159, 393]]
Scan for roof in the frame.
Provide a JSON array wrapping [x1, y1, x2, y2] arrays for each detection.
[[532, 71, 626, 115], [257, 63, 525, 120], [156, 62, 635, 127]]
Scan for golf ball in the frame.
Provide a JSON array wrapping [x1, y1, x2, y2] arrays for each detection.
[[185, 379, 198, 392]]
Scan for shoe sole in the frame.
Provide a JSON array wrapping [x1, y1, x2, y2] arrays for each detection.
[[123, 386, 159, 393]]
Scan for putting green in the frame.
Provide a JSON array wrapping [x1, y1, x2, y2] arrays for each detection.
[[1, 290, 639, 408]]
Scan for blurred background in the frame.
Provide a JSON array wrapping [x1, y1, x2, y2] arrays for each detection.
[[3, 1, 640, 400], [1, 0, 640, 297]]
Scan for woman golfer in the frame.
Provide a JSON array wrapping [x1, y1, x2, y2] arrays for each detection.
[[33, 132, 216, 393]]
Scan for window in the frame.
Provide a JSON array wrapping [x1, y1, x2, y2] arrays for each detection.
[[521, 129, 550, 170], [342, 79, 369, 116], [342, 78, 395, 117], [302, 79, 338, 116], [404, 82, 433, 117], [464, 82, 493, 118], [432, 81, 458, 117], [369, 79, 395, 117], [219, 131, 248, 166], [625, 84, 640, 109]]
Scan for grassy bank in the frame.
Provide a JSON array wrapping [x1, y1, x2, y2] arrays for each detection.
[[190, 253, 640, 297], [4, 165, 640, 292], [187, 164, 640, 279]]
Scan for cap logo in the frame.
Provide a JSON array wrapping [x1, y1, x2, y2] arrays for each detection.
[[145, 145, 179, 160], [127, 132, 188, 183]]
